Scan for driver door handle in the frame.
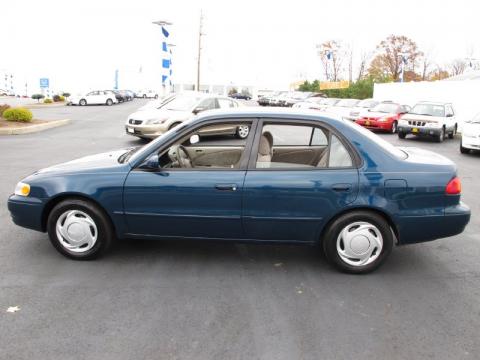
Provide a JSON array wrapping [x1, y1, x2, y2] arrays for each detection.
[[215, 184, 238, 191]]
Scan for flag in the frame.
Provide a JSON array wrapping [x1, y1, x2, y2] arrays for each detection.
[[162, 59, 170, 69], [162, 75, 168, 84], [162, 26, 169, 38], [162, 42, 168, 52]]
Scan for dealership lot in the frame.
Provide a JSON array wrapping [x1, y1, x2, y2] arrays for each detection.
[[1, 101, 480, 359]]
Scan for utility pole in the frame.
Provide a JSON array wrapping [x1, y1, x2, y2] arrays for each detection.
[[196, 10, 204, 92]]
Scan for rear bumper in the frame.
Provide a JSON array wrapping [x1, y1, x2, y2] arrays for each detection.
[[8, 195, 46, 232], [397, 202, 471, 245], [398, 125, 442, 136]]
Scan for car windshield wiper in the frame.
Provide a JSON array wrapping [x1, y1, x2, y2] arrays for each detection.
[[118, 147, 140, 163]]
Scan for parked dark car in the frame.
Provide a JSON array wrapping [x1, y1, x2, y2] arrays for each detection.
[[8, 109, 470, 273], [229, 93, 252, 100], [108, 90, 126, 103]]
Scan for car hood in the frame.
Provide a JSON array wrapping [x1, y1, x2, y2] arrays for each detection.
[[128, 109, 191, 122], [401, 114, 444, 122], [361, 111, 394, 119], [463, 122, 480, 136], [35, 149, 132, 175]]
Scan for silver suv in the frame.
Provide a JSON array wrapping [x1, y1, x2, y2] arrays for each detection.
[[397, 101, 457, 142]]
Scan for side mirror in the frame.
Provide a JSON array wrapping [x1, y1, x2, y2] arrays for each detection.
[[140, 154, 159, 170], [193, 107, 206, 115], [190, 134, 200, 144]]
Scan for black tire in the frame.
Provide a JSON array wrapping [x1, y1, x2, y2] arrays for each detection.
[[79, 99, 87, 106], [47, 199, 114, 260], [106, 98, 113, 106], [435, 127, 445, 142], [154, 94, 159, 99], [168, 122, 182, 130], [322, 211, 394, 274], [398, 131, 406, 139], [448, 124, 457, 139], [391, 121, 398, 134], [460, 140, 470, 154], [143, 94, 147, 98]]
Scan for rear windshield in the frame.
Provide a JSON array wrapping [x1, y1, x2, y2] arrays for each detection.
[[342, 120, 407, 159]]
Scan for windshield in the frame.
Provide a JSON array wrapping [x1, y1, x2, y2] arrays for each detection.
[[357, 99, 378, 108], [336, 99, 359, 107], [324, 98, 339, 106], [372, 103, 399, 113], [466, 113, 480, 123], [163, 96, 203, 111], [409, 103, 445, 117], [342, 119, 407, 160]]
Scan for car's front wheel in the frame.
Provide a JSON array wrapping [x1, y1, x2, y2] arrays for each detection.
[[460, 140, 470, 154], [391, 120, 398, 134], [47, 199, 114, 260], [79, 99, 87, 106], [106, 99, 113, 106], [435, 127, 445, 142], [322, 211, 393, 274], [236, 125, 250, 139], [398, 131, 406, 139]]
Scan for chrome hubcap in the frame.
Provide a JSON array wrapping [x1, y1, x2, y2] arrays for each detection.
[[238, 125, 249, 138], [56, 210, 97, 253], [336, 221, 383, 267]]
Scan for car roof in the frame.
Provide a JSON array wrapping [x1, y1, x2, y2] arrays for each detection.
[[417, 101, 450, 106]]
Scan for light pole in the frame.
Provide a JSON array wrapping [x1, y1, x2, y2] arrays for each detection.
[[399, 52, 408, 82], [197, 10, 204, 92], [167, 43, 176, 92]]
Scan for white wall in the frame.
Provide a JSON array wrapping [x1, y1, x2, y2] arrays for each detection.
[[373, 80, 480, 129]]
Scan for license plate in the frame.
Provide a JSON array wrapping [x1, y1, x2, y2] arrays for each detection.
[[365, 121, 370, 126], [127, 128, 134, 133], [412, 128, 418, 133]]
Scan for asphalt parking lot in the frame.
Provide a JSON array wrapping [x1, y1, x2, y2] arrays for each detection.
[[1, 100, 479, 360]]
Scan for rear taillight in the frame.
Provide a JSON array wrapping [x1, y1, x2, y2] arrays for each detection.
[[446, 177, 462, 195]]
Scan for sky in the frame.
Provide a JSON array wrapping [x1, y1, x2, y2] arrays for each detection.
[[1, 0, 478, 95]]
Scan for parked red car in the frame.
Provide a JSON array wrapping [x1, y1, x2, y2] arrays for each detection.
[[356, 102, 410, 133]]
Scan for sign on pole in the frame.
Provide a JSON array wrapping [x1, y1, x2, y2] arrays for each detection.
[[40, 78, 49, 88]]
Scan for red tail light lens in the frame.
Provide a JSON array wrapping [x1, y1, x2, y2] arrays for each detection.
[[446, 177, 462, 195]]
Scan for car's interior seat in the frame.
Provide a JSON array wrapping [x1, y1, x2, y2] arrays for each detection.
[[257, 132, 274, 164]]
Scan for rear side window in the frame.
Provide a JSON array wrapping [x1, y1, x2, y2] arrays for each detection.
[[329, 135, 353, 167]]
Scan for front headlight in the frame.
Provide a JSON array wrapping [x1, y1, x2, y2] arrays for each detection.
[[14, 182, 30, 197], [147, 118, 168, 125], [399, 119, 408, 125]]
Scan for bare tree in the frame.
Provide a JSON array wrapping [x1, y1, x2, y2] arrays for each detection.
[[356, 51, 371, 81], [317, 40, 346, 82], [449, 59, 467, 76]]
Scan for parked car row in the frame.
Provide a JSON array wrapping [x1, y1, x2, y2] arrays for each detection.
[[68, 89, 136, 106], [258, 91, 326, 107]]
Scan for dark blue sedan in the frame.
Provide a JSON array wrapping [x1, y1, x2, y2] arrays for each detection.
[[7, 109, 470, 273]]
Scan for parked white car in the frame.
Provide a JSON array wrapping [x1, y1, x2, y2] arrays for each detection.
[[343, 99, 380, 121], [136, 89, 159, 99], [324, 98, 361, 117], [68, 91, 118, 106], [460, 112, 480, 153], [125, 94, 242, 139], [398, 101, 457, 142], [293, 98, 339, 111]]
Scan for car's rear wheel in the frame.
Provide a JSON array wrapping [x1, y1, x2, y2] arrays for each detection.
[[448, 124, 457, 139], [391, 120, 398, 134], [323, 211, 393, 274], [398, 131, 406, 139], [47, 199, 113, 260], [435, 127, 445, 142], [236, 125, 250, 139], [154, 94, 158, 99], [106, 99, 113, 106], [79, 99, 87, 106]]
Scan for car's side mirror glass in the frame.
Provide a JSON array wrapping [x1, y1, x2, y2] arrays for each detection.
[[190, 134, 200, 144], [193, 107, 206, 115], [140, 154, 160, 170]]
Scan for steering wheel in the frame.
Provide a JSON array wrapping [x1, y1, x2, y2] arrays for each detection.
[[176, 145, 193, 168]]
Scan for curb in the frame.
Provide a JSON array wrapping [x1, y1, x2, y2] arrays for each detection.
[[26, 103, 67, 109], [0, 119, 71, 135]]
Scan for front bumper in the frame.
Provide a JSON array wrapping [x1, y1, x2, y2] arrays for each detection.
[[125, 123, 168, 139], [397, 202, 471, 245], [462, 135, 480, 150], [398, 124, 442, 136], [356, 119, 392, 131], [8, 195, 46, 232]]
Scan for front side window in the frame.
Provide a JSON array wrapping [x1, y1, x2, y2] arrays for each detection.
[[255, 123, 353, 169], [140, 121, 252, 170], [218, 98, 235, 109]]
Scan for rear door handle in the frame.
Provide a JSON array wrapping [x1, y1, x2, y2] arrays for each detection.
[[332, 183, 352, 192], [215, 184, 238, 191]]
